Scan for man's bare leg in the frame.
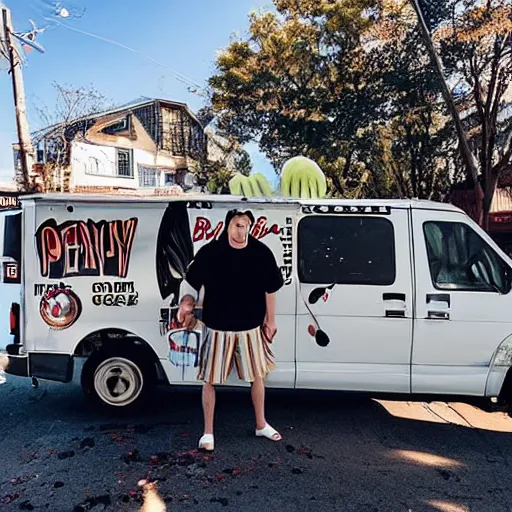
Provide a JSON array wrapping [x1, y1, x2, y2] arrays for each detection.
[[198, 382, 216, 450], [251, 376, 281, 440], [202, 382, 216, 434]]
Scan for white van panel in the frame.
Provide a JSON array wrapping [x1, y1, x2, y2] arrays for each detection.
[[24, 199, 297, 388], [412, 365, 490, 396], [411, 208, 512, 395], [295, 207, 413, 393]]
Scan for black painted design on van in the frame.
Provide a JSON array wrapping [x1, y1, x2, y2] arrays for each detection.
[[280, 217, 293, 285], [186, 201, 213, 210], [308, 284, 335, 305], [92, 281, 139, 307], [315, 329, 330, 347], [156, 202, 194, 302], [302, 205, 391, 215]]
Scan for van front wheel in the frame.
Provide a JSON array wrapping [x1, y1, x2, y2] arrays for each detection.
[[81, 350, 155, 411]]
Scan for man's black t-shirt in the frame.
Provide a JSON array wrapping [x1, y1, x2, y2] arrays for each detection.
[[185, 235, 284, 332]]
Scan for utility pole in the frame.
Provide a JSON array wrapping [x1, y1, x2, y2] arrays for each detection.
[[1, 4, 34, 192], [409, 0, 484, 222]]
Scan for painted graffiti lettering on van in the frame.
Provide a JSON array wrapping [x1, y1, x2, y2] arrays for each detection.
[[280, 217, 293, 285], [192, 216, 280, 243], [92, 281, 139, 307], [35, 218, 138, 279], [192, 217, 223, 242]]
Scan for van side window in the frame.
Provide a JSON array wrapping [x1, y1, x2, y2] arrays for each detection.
[[298, 216, 396, 285], [423, 221, 512, 294], [3, 213, 21, 262]]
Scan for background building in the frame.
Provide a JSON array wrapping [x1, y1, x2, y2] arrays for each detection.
[[16, 97, 208, 195]]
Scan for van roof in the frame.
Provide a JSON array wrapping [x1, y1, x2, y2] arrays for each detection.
[[21, 193, 463, 213]]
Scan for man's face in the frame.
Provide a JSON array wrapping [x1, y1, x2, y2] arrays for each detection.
[[227, 215, 251, 246]]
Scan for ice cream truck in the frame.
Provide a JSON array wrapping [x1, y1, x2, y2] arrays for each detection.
[[3, 193, 512, 411]]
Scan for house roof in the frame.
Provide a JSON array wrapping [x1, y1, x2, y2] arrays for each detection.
[[32, 97, 203, 141]]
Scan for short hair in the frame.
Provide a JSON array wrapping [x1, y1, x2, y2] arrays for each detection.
[[225, 209, 255, 227]]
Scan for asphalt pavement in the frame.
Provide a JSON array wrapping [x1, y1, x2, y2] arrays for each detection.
[[1, 371, 512, 512]]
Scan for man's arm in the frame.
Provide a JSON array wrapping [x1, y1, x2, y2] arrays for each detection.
[[263, 292, 278, 342], [262, 245, 284, 342], [265, 292, 277, 324]]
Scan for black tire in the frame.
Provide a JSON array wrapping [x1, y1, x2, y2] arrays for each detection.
[[81, 348, 156, 412]]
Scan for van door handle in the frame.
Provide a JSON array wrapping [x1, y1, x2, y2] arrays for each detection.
[[428, 311, 450, 320], [426, 293, 450, 320], [383, 293, 406, 318]]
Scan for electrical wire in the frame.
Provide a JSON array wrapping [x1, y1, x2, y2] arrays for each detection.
[[45, 17, 207, 95], [28, 1, 208, 97]]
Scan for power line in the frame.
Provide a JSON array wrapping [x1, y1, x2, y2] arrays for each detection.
[[30, 3, 208, 97]]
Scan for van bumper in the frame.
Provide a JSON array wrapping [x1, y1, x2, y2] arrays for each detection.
[[1, 352, 29, 377], [2, 351, 73, 382]]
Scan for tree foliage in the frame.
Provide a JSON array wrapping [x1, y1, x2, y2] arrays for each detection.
[[210, 0, 391, 198], [432, 0, 512, 225], [208, 0, 512, 212], [208, 0, 456, 199]]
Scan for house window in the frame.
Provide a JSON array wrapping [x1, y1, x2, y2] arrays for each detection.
[[116, 149, 133, 178], [138, 166, 159, 187], [298, 216, 396, 285], [101, 116, 131, 135], [164, 173, 176, 186], [423, 221, 511, 294]]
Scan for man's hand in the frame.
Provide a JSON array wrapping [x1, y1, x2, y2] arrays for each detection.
[[262, 321, 278, 343]]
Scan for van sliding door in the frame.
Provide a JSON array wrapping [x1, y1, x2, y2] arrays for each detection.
[[295, 206, 413, 393]]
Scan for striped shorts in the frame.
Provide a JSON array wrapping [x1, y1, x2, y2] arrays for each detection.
[[197, 326, 276, 385]]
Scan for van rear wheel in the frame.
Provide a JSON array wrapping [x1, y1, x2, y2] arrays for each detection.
[[81, 350, 155, 411]]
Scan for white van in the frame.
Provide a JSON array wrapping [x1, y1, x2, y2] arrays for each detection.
[[3, 193, 512, 410]]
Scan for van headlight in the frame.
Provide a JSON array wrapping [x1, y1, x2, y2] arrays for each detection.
[[492, 337, 512, 367]]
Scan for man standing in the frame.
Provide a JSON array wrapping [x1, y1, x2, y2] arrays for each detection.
[[179, 209, 284, 451]]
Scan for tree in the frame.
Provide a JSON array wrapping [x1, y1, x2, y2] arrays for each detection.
[[209, 0, 389, 196], [32, 82, 112, 192], [196, 105, 216, 128], [201, 127, 253, 193], [203, 160, 233, 194], [33, 81, 110, 131], [234, 149, 252, 176], [365, 2, 455, 200], [208, 0, 454, 199], [411, 0, 512, 226]]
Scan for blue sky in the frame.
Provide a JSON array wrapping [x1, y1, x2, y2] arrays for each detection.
[[0, 0, 277, 184]]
